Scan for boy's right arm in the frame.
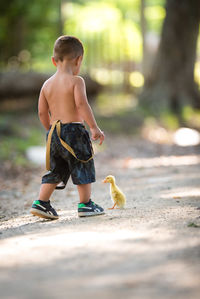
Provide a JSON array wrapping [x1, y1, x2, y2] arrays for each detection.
[[74, 76, 104, 145], [38, 87, 51, 130]]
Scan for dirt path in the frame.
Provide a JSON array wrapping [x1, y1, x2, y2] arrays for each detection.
[[0, 136, 200, 299]]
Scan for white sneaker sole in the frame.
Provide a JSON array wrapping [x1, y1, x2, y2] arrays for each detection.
[[30, 208, 59, 220], [78, 211, 105, 217]]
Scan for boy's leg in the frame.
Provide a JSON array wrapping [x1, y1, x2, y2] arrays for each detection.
[[30, 183, 59, 220], [39, 183, 58, 201], [77, 183, 91, 203]]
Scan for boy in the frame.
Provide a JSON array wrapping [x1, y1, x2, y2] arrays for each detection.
[[30, 35, 105, 220]]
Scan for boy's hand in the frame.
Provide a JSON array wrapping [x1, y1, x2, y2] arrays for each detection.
[[90, 127, 105, 145]]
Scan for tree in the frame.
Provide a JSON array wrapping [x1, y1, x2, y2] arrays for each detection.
[[0, 0, 61, 67], [140, 0, 200, 115]]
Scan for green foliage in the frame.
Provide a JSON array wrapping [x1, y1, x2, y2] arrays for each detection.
[[0, 0, 60, 70], [0, 0, 166, 72], [0, 113, 44, 166], [63, 0, 166, 72], [145, 4, 166, 32], [63, 1, 142, 69], [95, 92, 137, 116], [182, 106, 200, 129], [93, 92, 144, 134], [160, 112, 179, 130]]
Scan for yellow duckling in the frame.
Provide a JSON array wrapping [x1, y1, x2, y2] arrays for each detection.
[[103, 175, 126, 209]]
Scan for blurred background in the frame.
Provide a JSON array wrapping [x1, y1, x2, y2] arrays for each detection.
[[0, 0, 200, 174]]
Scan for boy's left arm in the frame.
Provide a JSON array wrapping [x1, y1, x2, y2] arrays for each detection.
[[38, 87, 50, 130]]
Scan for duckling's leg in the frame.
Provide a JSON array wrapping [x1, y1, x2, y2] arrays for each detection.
[[108, 202, 117, 210]]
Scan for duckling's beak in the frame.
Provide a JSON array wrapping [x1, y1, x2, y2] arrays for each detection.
[[102, 179, 107, 183]]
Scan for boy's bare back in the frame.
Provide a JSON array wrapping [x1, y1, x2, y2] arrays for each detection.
[[41, 72, 85, 125]]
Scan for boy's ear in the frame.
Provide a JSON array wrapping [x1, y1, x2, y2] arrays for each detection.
[[75, 55, 83, 66], [51, 56, 57, 67]]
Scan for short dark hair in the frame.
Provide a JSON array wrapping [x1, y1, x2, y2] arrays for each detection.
[[53, 35, 84, 61]]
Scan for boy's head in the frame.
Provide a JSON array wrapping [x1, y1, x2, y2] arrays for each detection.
[[53, 35, 84, 62]]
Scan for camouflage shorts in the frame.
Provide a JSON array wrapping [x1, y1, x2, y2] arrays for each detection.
[[42, 122, 95, 188]]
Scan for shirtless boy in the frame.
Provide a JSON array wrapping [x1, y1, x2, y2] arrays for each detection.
[[30, 35, 105, 220]]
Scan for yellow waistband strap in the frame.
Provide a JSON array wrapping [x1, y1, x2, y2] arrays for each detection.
[[46, 120, 94, 171]]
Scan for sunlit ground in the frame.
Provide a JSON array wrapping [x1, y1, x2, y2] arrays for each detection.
[[119, 155, 200, 169], [142, 124, 200, 147], [161, 188, 200, 200], [173, 128, 200, 146]]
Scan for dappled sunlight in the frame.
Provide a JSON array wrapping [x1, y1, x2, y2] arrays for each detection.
[[173, 128, 200, 147], [63, 0, 143, 73], [129, 71, 144, 87], [119, 155, 200, 169], [81, 4, 121, 33], [0, 229, 147, 267], [63, 2, 122, 33], [161, 188, 200, 200], [94, 92, 137, 116], [142, 125, 173, 144], [194, 61, 200, 85], [91, 68, 124, 85], [0, 225, 195, 269], [142, 125, 200, 147], [145, 5, 166, 21]]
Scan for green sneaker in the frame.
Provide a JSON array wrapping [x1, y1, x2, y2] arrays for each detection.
[[78, 199, 105, 217]]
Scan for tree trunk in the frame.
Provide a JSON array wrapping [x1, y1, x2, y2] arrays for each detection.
[[140, 0, 147, 75], [58, 0, 64, 36], [0, 72, 102, 99], [140, 0, 200, 115]]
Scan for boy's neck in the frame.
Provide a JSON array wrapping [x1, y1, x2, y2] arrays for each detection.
[[56, 62, 74, 75], [53, 56, 82, 76]]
